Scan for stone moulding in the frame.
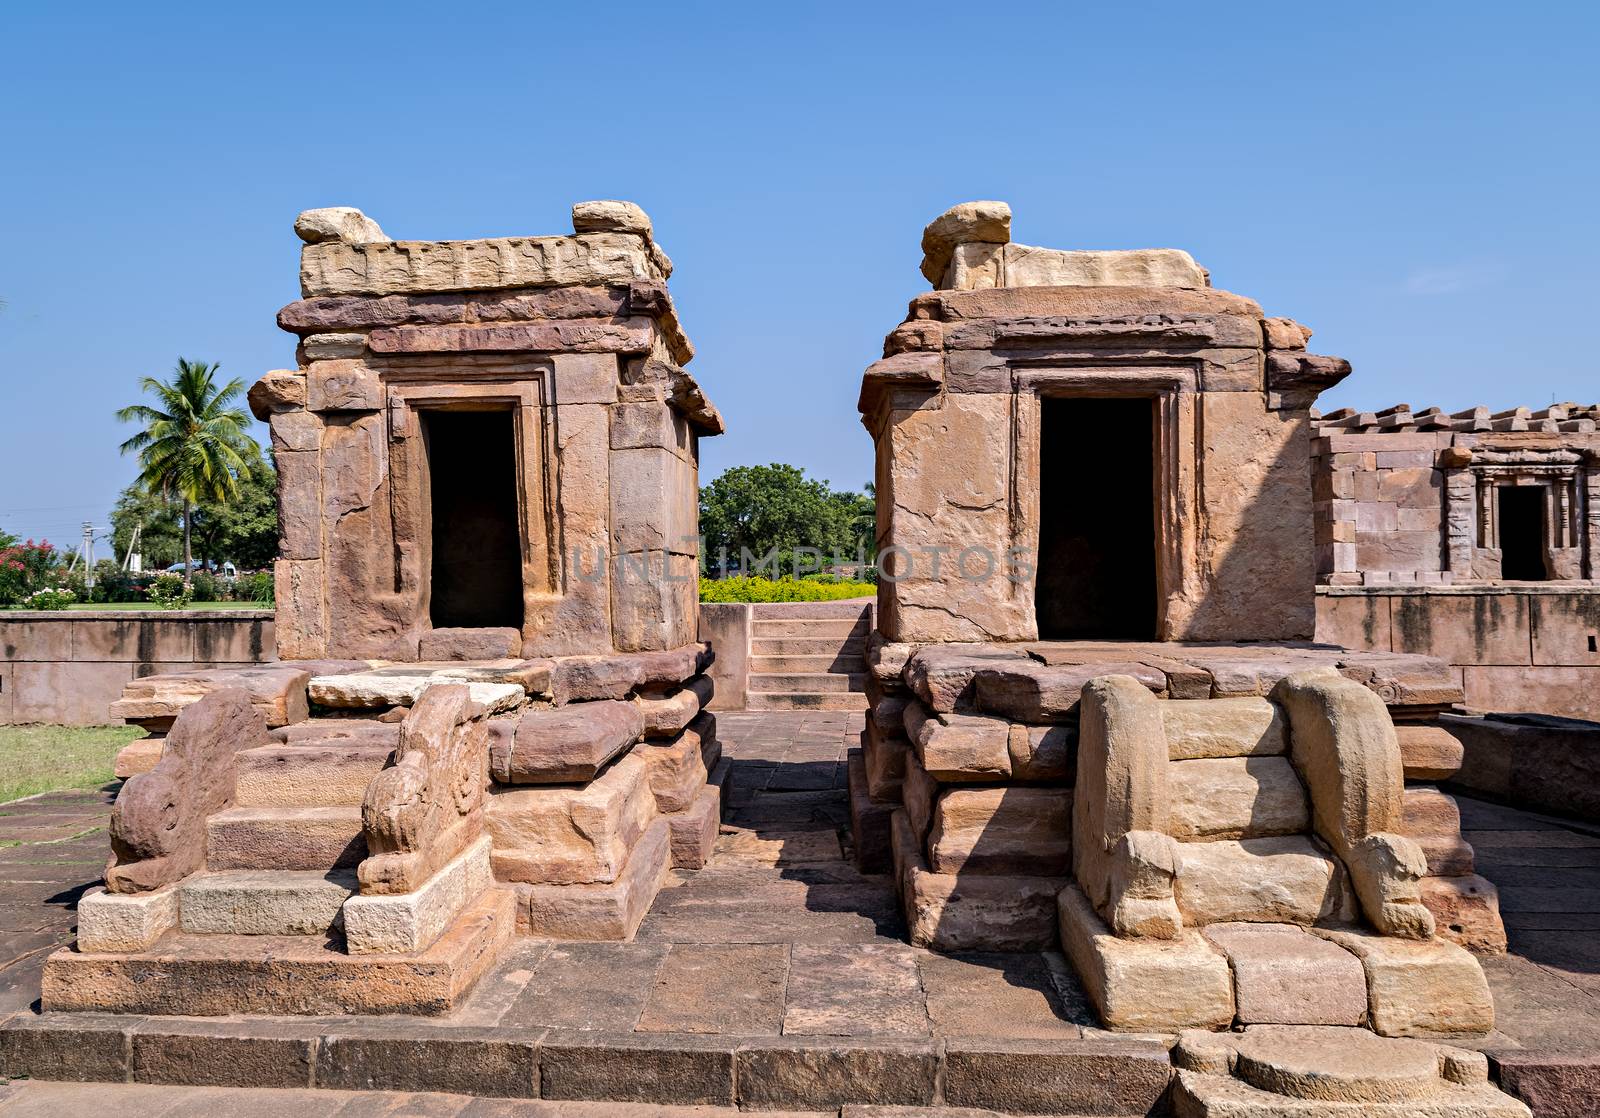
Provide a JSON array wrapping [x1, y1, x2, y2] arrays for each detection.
[[105, 688, 268, 894], [358, 684, 489, 896]]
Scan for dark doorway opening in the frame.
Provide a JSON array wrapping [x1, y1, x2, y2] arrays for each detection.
[[1035, 397, 1157, 639], [1498, 486, 1548, 581], [424, 409, 525, 629]]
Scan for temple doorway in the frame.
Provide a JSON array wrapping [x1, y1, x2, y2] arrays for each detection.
[[1498, 485, 1548, 580], [1034, 396, 1157, 639], [424, 408, 525, 630]]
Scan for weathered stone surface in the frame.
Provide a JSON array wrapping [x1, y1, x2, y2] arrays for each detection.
[[343, 836, 494, 954], [433, 658, 553, 696], [1168, 757, 1309, 841], [1175, 836, 1349, 927], [920, 200, 1011, 285], [1164, 697, 1287, 759], [1401, 787, 1475, 876], [572, 199, 653, 236], [302, 332, 365, 360], [107, 689, 268, 893], [550, 655, 647, 703], [900, 752, 937, 844], [295, 206, 386, 245], [300, 231, 660, 298], [246, 369, 306, 419], [978, 244, 1209, 290], [418, 627, 523, 661], [847, 751, 895, 874], [905, 647, 1031, 715], [973, 660, 1162, 722], [1009, 723, 1075, 781], [1312, 928, 1494, 1037], [665, 784, 720, 870], [309, 670, 523, 714], [368, 319, 653, 356], [358, 684, 489, 896], [1200, 922, 1367, 1026], [76, 885, 179, 952], [927, 786, 1072, 876], [110, 664, 315, 729], [1420, 874, 1507, 955], [491, 699, 644, 784], [519, 816, 670, 940], [487, 752, 654, 884], [640, 714, 713, 814], [1263, 317, 1315, 350], [636, 674, 712, 738], [941, 1035, 1173, 1115], [179, 869, 355, 937], [113, 735, 164, 778], [902, 703, 1010, 781], [1073, 676, 1181, 938], [1056, 883, 1234, 1031], [1396, 724, 1465, 780], [306, 360, 382, 412], [1274, 669, 1434, 939], [863, 721, 909, 802], [1234, 1025, 1448, 1102]]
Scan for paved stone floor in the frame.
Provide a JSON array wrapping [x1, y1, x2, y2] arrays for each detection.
[[2, 711, 1600, 1112]]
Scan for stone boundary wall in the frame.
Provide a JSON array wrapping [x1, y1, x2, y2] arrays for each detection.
[[0, 611, 275, 725], [1316, 587, 1600, 720]]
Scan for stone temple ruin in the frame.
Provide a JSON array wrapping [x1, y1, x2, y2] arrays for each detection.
[[17, 199, 1546, 1115], [850, 201, 1525, 1115], [43, 201, 727, 1013]]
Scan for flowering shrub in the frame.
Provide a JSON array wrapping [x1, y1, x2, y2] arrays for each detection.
[[698, 575, 876, 603], [0, 540, 63, 606], [21, 587, 76, 610], [147, 572, 195, 610]]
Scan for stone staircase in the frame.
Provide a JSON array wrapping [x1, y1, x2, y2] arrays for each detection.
[[745, 599, 871, 711]]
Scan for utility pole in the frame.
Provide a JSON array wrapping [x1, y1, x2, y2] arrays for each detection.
[[122, 525, 143, 573], [81, 521, 97, 590]]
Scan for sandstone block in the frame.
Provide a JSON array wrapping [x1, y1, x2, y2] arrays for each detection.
[[550, 654, 646, 703], [309, 670, 523, 714], [1175, 837, 1349, 927], [205, 804, 364, 872], [1056, 883, 1234, 1031], [665, 784, 720, 870], [903, 865, 1064, 952], [113, 736, 164, 778], [903, 702, 1010, 781], [519, 815, 670, 940], [1200, 922, 1367, 1026], [295, 206, 387, 244], [490, 699, 644, 784], [179, 869, 356, 936], [247, 370, 307, 419], [1312, 928, 1494, 1037], [302, 332, 366, 360], [1420, 874, 1507, 955], [1168, 757, 1309, 841], [343, 835, 492, 955], [640, 714, 713, 813], [862, 721, 909, 802], [919, 200, 1012, 285], [847, 751, 894, 873], [900, 752, 937, 844], [418, 627, 523, 661], [1396, 724, 1465, 780], [927, 786, 1072, 876], [1009, 724, 1075, 781], [487, 752, 654, 884], [76, 885, 179, 953], [234, 739, 394, 808], [973, 659, 1162, 722], [110, 665, 312, 729], [903, 645, 1030, 712], [636, 674, 712, 737], [1401, 787, 1475, 876], [306, 360, 382, 412], [1164, 697, 1286, 759]]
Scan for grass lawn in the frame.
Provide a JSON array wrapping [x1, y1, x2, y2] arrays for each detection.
[[0, 724, 143, 804], [62, 601, 264, 610]]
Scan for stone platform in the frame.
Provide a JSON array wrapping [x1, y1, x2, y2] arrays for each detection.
[[2, 714, 1599, 1115]]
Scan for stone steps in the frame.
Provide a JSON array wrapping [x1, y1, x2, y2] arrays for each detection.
[[746, 691, 868, 712], [750, 600, 873, 620], [179, 869, 358, 936], [233, 742, 395, 808], [749, 672, 866, 694], [750, 637, 866, 657], [748, 653, 867, 674], [750, 618, 869, 641], [206, 804, 366, 872]]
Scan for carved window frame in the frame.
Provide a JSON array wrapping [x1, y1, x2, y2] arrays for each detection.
[[1441, 447, 1593, 581]]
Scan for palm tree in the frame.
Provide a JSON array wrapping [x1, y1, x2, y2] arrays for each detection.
[[117, 358, 261, 585]]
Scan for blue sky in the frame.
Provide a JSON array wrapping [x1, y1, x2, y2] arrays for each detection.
[[2, 1, 1596, 546]]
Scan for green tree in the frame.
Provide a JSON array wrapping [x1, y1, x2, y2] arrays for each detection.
[[116, 358, 261, 584], [110, 453, 279, 572], [699, 464, 874, 575]]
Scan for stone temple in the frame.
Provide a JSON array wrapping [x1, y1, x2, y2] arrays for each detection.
[[10, 199, 1547, 1115], [851, 201, 1526, 1114], [43, 200, 728, 1012]]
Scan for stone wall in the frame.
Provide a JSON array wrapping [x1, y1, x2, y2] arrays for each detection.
[[0, 611, 275, 725], [1316, 587, 1600, 720]]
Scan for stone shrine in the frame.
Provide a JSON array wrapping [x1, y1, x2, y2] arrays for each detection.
[[851, 202, 1522, 1114], [40, 201, 726, 1015]]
